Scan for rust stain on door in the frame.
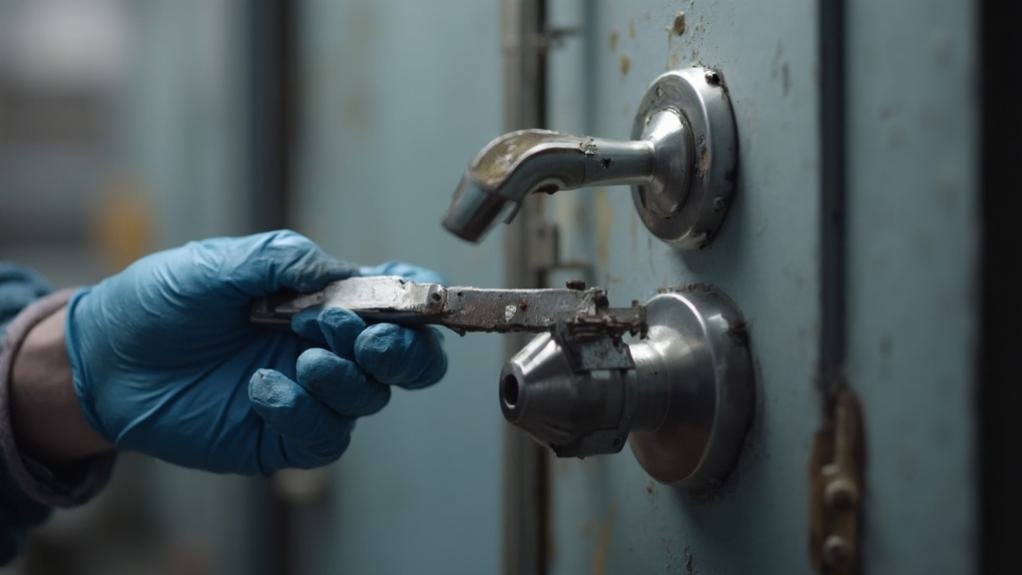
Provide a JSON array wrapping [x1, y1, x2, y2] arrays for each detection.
[[592, 502, 618, 575], [594, 188, 615, 266]]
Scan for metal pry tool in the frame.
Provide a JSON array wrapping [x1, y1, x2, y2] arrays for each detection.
[[250, 275, 646, 337]]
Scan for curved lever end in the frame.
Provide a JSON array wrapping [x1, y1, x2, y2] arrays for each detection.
[[442, 130, 582, 242], [441, 171, 517, 242], [443, 129, 654, 243]]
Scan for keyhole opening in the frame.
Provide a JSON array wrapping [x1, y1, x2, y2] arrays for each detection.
[[501, 374, 520, 410]]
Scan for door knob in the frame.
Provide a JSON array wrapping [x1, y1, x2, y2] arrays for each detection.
[[442, 66, 738, 249], [500, 285, 754, 488]]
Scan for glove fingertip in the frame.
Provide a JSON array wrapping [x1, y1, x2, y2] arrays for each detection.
[[296, 349, 392, 416], [291, 308, 326, 342], [416, 348, 448, 388], [248, 369, 298, 412], [394, 347, 447, 390], [353, 324, 447, 388], [352, 324, 398, 373], [296, 347, 341, 380], [317, 307, 366, 357], [318, 306, 366, 332]]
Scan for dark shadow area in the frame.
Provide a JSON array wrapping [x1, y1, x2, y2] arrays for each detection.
[[980, 0, 1022, 573]]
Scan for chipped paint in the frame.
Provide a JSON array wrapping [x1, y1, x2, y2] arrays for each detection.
[[540, 0, 979, 573], [594, 188, 614, 267], [629, 210, 638, 258], [662, 537, 681, 572], [696, 134, 710, 179], [684, 545, 696, 574], [646, 235, 655, 275], [592, 503, 618, 575], [771, 43, 792, 97], [672, 11, 687, 35], [619, 55, 631, 76], [666, 12, 686, 70], [609, 30, 619, 51]]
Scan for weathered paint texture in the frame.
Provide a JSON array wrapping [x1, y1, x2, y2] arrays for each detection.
[[546, 0, 976, 573]]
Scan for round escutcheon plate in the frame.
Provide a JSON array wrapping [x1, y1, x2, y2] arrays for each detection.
[[631, 67, 738, 250], [628, 286, 754, 488]]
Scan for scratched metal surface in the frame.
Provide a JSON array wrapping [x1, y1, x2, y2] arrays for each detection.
[[288, 1, 504, 573], [546, 0, 977, 573]]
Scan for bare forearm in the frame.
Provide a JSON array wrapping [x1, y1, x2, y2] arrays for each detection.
[[9, 306, 112, 466]]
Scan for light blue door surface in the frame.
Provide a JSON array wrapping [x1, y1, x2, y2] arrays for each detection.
[[543, 1, 977, 573]]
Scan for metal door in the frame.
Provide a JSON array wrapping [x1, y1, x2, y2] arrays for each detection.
[[529, 1, 977, 573]]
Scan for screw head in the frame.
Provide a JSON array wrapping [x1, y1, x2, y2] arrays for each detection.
[[824, 477, 859, 510], [822, 535, 852, 567], [704, 70, 721, 85]]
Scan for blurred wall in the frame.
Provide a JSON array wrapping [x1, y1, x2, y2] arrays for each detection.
[[114, 0, 251, 248], [0, 0, 250, 272], [288, 1, 505, 573], [2, 0, 507, 574], [1, 1, 256, 574], [0, 0, 124, 285]]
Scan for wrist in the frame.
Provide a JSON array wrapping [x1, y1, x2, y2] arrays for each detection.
[[10, 305, 113, 466]]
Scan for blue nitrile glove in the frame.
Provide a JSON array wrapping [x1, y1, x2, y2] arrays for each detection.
[[65, 230, 447, 474]]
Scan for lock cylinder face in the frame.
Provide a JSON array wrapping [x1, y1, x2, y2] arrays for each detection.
[[500, 287, 755, 488], [500, 333, 634, 457]]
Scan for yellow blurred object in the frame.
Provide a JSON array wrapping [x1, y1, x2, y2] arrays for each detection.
[[90, 175, 155, 273]]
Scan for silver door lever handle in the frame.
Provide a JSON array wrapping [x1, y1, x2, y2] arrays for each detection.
[[442, 66, 739, 250]]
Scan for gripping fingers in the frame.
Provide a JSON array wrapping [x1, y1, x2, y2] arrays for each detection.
[[249, 369, 354, 469], [292, 307, 366, 358], [297, 348, 390, 416], [354, 324, 447, 389]]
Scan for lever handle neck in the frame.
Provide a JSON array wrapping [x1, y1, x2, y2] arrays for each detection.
[[442, 108, 691, 242]]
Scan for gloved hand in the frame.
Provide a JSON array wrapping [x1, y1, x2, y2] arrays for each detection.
[[65, 230, 447, 474]]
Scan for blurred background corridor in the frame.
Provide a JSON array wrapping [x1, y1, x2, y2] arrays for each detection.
[[1, 1, 503, 573]]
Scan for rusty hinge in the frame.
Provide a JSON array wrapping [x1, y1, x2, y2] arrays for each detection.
[[809, 390, 865, 574]]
